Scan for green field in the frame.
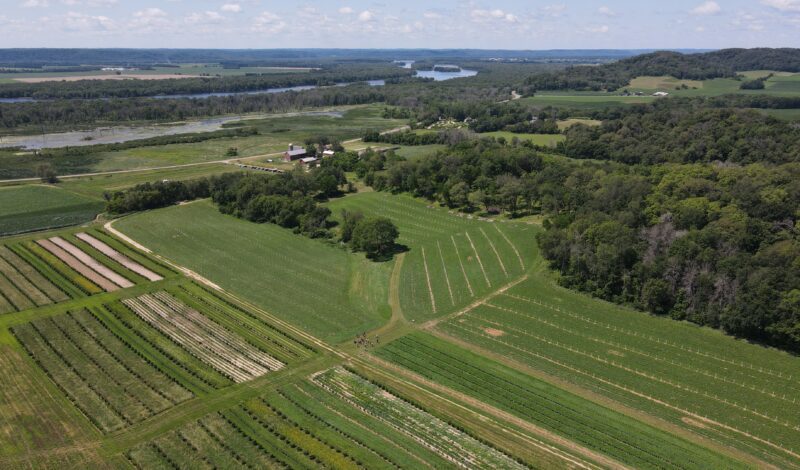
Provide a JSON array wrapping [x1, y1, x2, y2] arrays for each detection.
[[0, 64, 311, 81], [0, 185, 104, 236], [377, 332, 744, 469], [480, 131, 565, 146], [114, 200, 391, 342], [435, 269, 800, 468], [327, 192, 536, 323]]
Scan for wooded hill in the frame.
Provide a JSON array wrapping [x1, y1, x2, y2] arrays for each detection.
[[525, 48, 800, 91]]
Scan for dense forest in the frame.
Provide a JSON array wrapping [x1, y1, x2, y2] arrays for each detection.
[[367, 139, 800, 352], [560, 100, 800, 164], [524, 48, 800, 91]]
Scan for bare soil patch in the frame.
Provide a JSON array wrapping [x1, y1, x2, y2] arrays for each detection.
[[484, 328, 505, 337], [14, 74, 201, 83]]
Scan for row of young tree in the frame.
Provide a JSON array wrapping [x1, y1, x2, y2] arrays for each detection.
[[366, 138, 800, 353], [105, 168, 399, 259]]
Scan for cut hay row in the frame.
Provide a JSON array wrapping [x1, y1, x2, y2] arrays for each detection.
[[494, 294, 800, 396], [501, 292, 800, 390], [49, 237, 134, 289], [480, 228, 508, 277], [421, 247, 437, 314], [123, 293, 283, 383], [0, 245, 68, 302], [76, 232, 163, 282], [481, 302, 800, 411], [437, 241, 456, 306], [36, 239, 119, 292], [313, 367, 527, 469], [451, 236, 474, 297], [495, 225, 525, 270], [464, 231, 491, 288], [0, 255, 50, 307]]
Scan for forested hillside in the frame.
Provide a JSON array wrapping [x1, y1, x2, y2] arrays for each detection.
[[525, 48, 800, 91]]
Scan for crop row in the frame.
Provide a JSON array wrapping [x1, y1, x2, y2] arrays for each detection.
[[0, 244, 70, 314], [12, 310, 193, 433], [377, 332, 742, 470], [438, 317, 800, 467], [123, 292, 285, 383], [312, 366, 527, 469]]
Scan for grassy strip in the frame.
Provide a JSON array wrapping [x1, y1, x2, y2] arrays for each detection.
[[0, 270, 34, 311], [0, 254, 50, 306], [223, 407, 315, 468]]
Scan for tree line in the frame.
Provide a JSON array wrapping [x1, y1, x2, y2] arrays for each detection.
[[105, 169, 399, 259]]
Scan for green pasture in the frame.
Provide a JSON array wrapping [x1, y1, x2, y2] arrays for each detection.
[[327, 192, 536, 323], [0, 185, 104, 236], [114, 200, 391, 343]]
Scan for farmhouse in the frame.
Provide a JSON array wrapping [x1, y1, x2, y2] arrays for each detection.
[[283, 143, 308, 162], [299, 156, 318, 166], [322, 149, 336, 158]]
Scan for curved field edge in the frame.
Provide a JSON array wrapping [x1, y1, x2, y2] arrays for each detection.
[[112, 200, 391, 343]]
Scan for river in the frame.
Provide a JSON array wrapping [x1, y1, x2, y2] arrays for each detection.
[[0, 111, 343, 150]]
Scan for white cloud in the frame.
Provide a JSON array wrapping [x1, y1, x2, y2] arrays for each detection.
[[62, 11, 116, 31], [60, 0, 118, 5], [185, 11, 225, 25], [695, 25, 706, 31], [129, 7, 170, 32], [470, 9, 517, 23], [423, 11, 441, 19], [690, 1, 721, 15], [761, 0, 800, 11], [338, 6, 353, 14], [542, 4, 566, 17], [134, 7, 167, 19], [22, 0, 49, 7], [597, 6, 616, 17], [251, 11, 286, 34], [585, 24, 609, 33], [357, 10, 374, 22], [220, 3, 241, 13]]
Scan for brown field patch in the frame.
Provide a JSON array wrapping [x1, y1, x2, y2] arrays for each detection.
[[14, 74, 201, 83], [681, 417, 710, 429], [484, 328, 505, 337]]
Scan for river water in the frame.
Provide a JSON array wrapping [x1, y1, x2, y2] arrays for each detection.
[[0, 111, 343, 150]]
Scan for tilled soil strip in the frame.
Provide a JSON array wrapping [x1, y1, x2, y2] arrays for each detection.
[[36, 239, 118, 292], [75, 233, 163, 282], [49, 237, 134, 289]]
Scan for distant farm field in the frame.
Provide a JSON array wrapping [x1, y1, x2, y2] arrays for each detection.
[[114, 200, 391, 342], [480, 131, 565, 146], [628, 75, 705, 90], [0, 185, 104, 236]]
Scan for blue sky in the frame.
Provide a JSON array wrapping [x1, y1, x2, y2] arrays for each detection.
[[0, 0, 798, 49]]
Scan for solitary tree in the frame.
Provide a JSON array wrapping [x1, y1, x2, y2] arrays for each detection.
[[350, 217, 399, 259]]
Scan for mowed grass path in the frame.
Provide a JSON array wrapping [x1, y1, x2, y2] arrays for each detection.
[[327, 192, 536, 323], [0, 185, 104, 236], [437, 269, 800, 468], [115, 200, 391, 342]]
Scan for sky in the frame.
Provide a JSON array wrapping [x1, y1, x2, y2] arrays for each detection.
[[0, 0, 798, 49]]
